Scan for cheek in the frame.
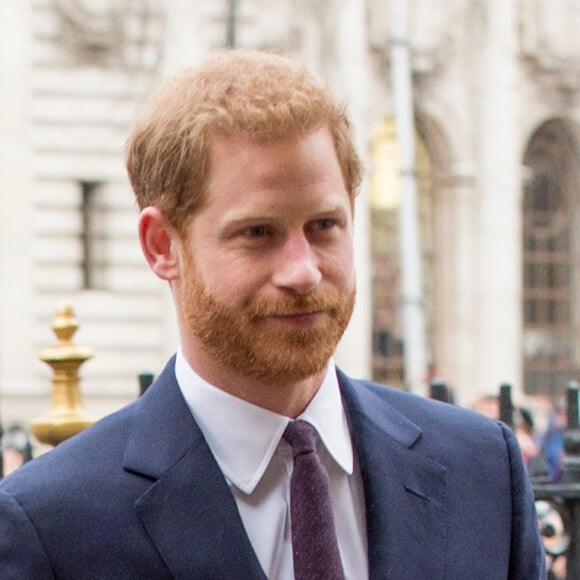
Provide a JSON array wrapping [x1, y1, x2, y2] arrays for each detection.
[[204, 259, 267, 303], [322, 244, 354, 284]]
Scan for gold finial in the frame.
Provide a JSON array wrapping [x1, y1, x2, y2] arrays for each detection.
[[31, 302, 95, 446]]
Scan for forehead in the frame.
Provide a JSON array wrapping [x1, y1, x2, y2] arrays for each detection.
[[199, 128, 351, 219], [208, 128, 343, 185]]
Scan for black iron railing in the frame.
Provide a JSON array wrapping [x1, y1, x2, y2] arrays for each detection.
[[431, 379, 579, 579]]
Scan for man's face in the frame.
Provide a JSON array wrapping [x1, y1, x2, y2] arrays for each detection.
[[177, 128, 356, 387]]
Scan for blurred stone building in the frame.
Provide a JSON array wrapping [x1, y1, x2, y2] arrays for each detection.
[[1, 0, 579, 428]]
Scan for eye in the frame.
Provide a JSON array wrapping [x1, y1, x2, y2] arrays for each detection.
[[245, 225, 270, 238], [311, 218, 336, 231]]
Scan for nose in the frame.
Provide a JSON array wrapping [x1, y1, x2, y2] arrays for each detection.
[[272, 233, 322, 294]]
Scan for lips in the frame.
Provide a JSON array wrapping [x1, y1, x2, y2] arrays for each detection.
[[267, 311, 325, 325], [273, 310, 322, 318]]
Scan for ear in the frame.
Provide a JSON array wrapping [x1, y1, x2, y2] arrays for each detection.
[[138, 206, 180, 281]]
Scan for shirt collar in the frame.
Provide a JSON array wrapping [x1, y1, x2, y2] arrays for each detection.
[[175, 349, 353, 494]]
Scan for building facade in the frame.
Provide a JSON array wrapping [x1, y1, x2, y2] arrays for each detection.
[[1, 0, 580, 430]]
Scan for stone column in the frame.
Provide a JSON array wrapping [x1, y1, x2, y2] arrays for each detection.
[[475, 0, 522, 397], [0, 2, 36, 402], [433, 171, 479, 406]]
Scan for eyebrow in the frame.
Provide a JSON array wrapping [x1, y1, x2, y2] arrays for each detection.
[[218, 203, 350, 236]]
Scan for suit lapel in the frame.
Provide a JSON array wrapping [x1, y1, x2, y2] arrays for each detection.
[[122, 358, 447, 579], [123, 358, 266, 580], [338, 370, 448, 580]]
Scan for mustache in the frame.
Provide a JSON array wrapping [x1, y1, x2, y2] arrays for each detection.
[[248, 291, 342, 318]]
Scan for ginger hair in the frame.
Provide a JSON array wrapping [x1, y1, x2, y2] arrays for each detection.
[[125, 48, 363, 233]]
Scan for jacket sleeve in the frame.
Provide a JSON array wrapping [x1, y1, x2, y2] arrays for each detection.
[[0, 489, 55, 579], [498, 422, 547, 579]]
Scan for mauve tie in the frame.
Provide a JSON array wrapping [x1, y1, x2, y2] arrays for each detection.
[[283, 420, 345, 580]]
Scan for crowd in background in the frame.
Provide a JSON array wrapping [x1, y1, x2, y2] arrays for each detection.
[[473, 393, 568, 483]]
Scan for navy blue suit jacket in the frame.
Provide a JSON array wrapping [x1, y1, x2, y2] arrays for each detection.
[[0, 357, 546, 578]]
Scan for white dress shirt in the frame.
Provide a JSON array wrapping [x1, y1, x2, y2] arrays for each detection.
[[175, 350, 368, 579]]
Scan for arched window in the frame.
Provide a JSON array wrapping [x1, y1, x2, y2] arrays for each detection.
[[522, 119, 580, 398]]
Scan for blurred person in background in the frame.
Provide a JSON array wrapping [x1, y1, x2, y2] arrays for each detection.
[[2, 425, 33, 477], [514, 407, 541, 472], [542, 400, 568, 484]]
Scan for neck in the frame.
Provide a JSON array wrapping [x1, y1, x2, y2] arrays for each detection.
[[181, 345, 326, 418]]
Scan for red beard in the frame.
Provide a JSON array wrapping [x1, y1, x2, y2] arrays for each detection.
[[181, 257, 355, 385]]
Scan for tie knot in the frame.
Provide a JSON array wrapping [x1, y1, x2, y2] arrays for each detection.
[[283, 420, 318, 456]]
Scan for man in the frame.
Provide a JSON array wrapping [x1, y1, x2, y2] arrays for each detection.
[[0, 49, 545, 579]]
